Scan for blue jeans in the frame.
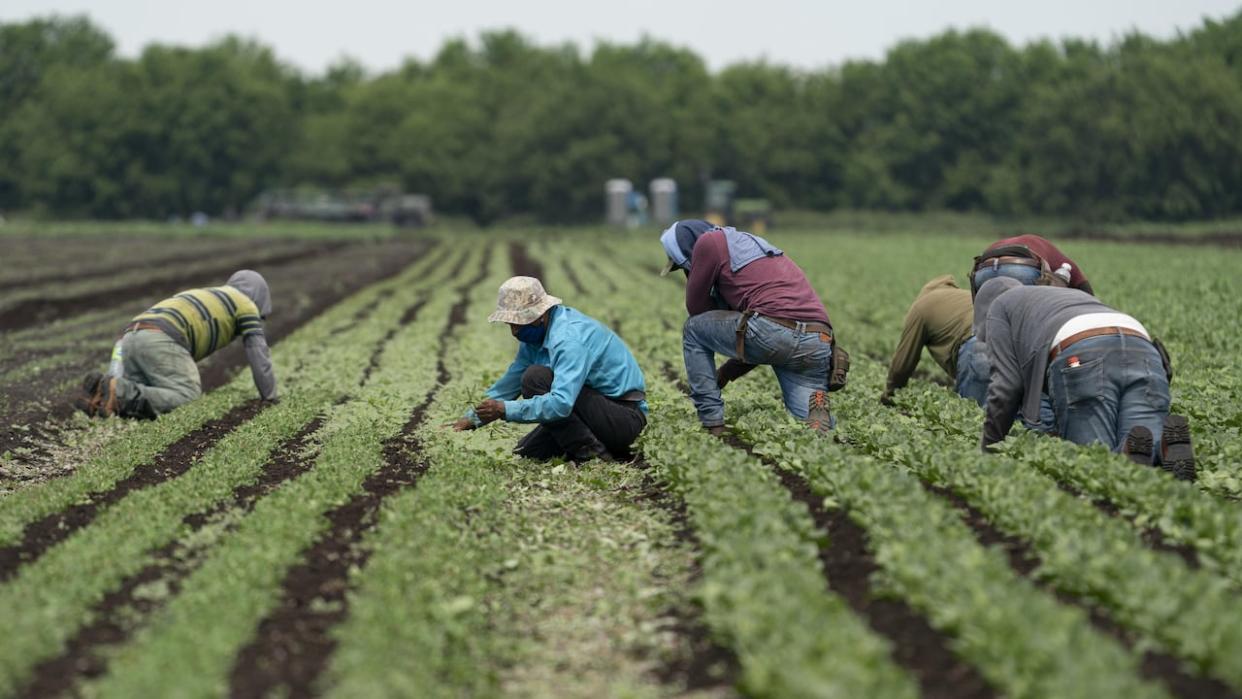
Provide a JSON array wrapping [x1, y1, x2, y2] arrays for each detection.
[[954, 336, 990, 407], [973, 263, 1041, 291], [956, 335, 1056, 432], [1046, 334, 1170, 453], [682, 311, 833, 427]]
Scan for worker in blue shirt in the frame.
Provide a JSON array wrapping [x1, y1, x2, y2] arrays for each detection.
[[451, 276, 648, 462]]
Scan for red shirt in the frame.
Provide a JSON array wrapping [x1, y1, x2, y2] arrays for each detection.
[[685, 231, 831, 324], [985, 234, 1092, 292]]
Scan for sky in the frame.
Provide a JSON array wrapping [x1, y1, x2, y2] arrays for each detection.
[[4, 0, 1241, 75]]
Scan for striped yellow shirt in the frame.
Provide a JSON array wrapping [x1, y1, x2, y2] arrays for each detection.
[[133, 286, 263, 360]]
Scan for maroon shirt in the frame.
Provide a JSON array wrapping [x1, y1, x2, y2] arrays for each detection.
[[984, 234, 1092, 292], [685, 231, 830, 324]]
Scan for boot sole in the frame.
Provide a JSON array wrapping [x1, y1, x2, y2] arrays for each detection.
[[1123, 427, 1154, 466], [1162, 415, 1196, 482], [806, 391, 832, 435]]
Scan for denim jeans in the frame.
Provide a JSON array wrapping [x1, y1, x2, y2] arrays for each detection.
[[115, 329, 202, 416], [954, 336, 990, 407], [682, 310, 833, 427], [973, 263, 1041, 291], [1046, 333, 1170, 453], [513, 366, 646, 461]]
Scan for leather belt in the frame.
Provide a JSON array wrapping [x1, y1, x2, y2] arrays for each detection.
[[125, 321, 166, 334], [974, 255, 1041, 272], [1049, 326, 1149, 362], [736, 311, 833, 358]]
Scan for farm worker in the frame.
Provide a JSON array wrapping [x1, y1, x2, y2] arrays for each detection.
[[75, 270, 277, 419], [660, 219, 837, 435], [450, 276, 647, 462], [971, 234, 1094, 296], [880, 275, 987, 406], [974, 277, 1194, 480]]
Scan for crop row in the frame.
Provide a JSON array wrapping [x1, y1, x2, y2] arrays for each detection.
[[0, 246, 464, 694], [832, 357, 1242, 691], [77, 251, 473, 697]]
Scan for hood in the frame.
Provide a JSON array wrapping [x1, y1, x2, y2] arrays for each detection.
[[659, 219, 718, 274], [973, 276, 1021, 341], [226, 270, 271, 317]]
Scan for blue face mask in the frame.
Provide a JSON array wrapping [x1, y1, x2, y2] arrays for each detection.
[[515, 324, 546, 345]]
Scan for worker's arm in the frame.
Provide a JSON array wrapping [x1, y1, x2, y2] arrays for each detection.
[[980, 314, 1022, 450], [502, 339, 588, 423], [463, 344, 534, 426], [882, 306, 927, 400], [685, 234, 727, 316], [243, 332, 278, 401]]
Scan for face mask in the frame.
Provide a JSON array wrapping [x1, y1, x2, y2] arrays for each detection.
[[515, 324, 546, 345]]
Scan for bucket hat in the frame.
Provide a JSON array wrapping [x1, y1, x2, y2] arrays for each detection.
[[487, 276, 563, 325]]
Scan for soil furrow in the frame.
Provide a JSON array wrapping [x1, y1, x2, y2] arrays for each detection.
[[13, 416, 327, 699], [731, 435, 997, 699], [920, 482, 1239, 699], [0, 242, 251, 293], [630, 458, 740, 691], [0, 400, 267, 583], [0, 242, 348, 333], [226, 250, 487, 698], [509, 241, 544, 279], [560, 258, 587, 296]]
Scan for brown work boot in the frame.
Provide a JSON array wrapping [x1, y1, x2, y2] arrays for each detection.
[[704, 425, 726, 438], [1160, 415, 1196, 482], [1122, 426, 1154, 466], [806, 390, 832, 435]]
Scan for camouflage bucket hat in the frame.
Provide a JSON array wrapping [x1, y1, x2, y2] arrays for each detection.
[[488, 276, 563, 325]]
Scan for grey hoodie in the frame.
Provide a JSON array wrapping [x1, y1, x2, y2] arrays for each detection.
[[978, 282, 1117, 448], [226, 270, 278, 400]]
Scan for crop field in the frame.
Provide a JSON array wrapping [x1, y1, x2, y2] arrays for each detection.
[[1, 225, 1241, 698]]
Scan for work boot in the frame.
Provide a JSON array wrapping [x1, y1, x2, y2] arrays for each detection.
[[1122, 426, 1154, 466], [805, 390, 832, 435], [1160, 415, 1196, 482], [704, 425, 726, 438]]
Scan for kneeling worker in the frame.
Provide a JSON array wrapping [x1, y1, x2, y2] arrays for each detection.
[[76, 270, 277, 418], [974, 277, 1194, 480], [660, 220, 836, 434], [451, 276, 647, 462], [881, 275, 985, 406]]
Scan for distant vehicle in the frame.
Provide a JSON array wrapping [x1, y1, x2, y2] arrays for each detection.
[[252, 188, 434, 227]]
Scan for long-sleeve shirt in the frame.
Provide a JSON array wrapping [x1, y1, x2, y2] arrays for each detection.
[[981, 286, 1117, 448], [132, 284, 277, 400], [481, 305, 647, 423], [685, 230, 830, 323], [885, 276, 973, 393], [982, 234, 1093, 294]]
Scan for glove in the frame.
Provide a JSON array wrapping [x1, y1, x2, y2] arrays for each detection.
[[716, 359, 758, 388]]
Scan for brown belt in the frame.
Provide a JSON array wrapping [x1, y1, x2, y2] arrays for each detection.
[[735, 311, 833, 357], [1049, 326, 1149, 362], [125, 321, 165, 334], [974, 255, 1041, 272]]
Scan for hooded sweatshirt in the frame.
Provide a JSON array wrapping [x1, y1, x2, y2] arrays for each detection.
[[131, 270, 277, 400], [976, 281, 1121, 449], [884, 275, 974, 395]]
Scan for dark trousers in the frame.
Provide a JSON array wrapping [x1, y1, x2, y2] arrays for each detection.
[[513, 365, 647, 461]]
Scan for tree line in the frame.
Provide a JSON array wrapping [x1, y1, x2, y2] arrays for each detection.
[[4, 13, 1242, 223]]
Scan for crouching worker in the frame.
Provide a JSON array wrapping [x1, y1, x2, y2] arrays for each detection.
[[975, 277, 1194, 480], [75, 270, 277, 419], [660, 220, 836, 435], [881, 275, 985, 406], [450, 276, 647, 462]]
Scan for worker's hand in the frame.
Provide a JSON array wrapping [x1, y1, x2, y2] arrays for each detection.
[[448, 418, 475, 432], [716, 359, 757, 389], [474, 399, 506, 424], [879, 392, 895, 407]]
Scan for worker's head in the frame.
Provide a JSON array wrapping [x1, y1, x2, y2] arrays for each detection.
[[973, 277, 1021, 342], [488, 276, 562, 344], [226, 270, 271, 318], [659, 219, 717, 277]]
